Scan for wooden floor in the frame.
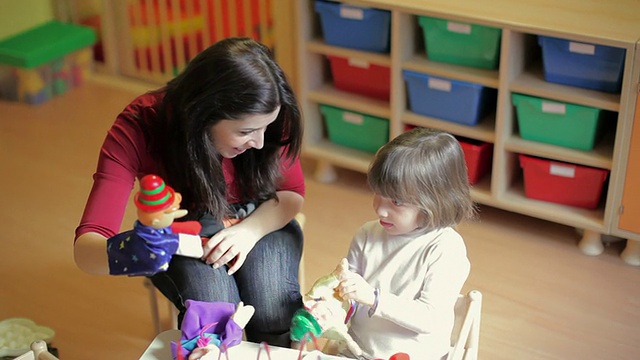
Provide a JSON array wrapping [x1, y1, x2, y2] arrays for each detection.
[[1, 78, 640, 360]]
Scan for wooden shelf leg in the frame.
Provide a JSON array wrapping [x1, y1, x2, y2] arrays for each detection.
[[314, 160, 338, 183], [578, 229, 604, 256], [621, 239, 640, 266]]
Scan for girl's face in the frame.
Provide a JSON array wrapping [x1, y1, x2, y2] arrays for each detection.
[[210, 106, 280, 158], [373, 194, 424, 235]]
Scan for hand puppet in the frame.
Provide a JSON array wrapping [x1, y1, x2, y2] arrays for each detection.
[[106, 174, 203, 276]]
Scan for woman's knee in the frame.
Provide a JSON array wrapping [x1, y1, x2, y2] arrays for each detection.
[[151, 256, 241, 306], [255, 221, 303, 267]]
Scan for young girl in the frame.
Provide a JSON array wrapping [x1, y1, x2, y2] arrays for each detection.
[[336, 127, 475, 359]]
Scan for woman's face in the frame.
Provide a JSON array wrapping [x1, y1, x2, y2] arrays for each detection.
[[210, 106, 280, 158]]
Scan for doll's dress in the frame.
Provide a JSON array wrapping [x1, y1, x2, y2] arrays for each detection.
[[170, 300, 244, 359]]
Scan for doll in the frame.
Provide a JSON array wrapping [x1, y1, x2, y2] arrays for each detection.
[[290, 258, 363, 357], [172, 300, 255, 360], [106, 174, 204, 276]]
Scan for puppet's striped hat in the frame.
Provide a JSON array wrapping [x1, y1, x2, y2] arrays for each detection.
[[134, 174, 175, 212]]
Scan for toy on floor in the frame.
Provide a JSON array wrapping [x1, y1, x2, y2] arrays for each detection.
[[0, 318, 55, 358], [171, 300, 255, 360], [290, 258, 363, 357], [106, 174, 204, 276]]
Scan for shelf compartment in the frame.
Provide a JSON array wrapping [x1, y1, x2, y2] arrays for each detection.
[[497, 183, 606, 231], [519, 154, 609, 209], [302, 139, 374, 174], [402, 111, 496, 143], [307, 39, 392, 66], [418, 15, 502, 70], [327, 55, 390, 101], [538, 35, 625, 93], [404, 53, 499, 88], [403, 69, 497, 126], [503, 135, 613, 170], [308, 83, 391, 119], [510, 67, 620, 112], [314, 0, 391, 53], [458, 137, 494, 185], [469, 176, 493, 205], [319, 104, 389, 154], [512, 93, 611, 151]]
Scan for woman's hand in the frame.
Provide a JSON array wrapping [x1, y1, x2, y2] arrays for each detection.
[[336, 269, 376, 307], [202, 223, 259, 275]]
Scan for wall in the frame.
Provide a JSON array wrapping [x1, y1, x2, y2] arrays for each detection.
[[0, 0, 54, 40]]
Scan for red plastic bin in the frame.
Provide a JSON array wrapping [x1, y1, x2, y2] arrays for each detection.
[[519, 154, 608, 209], [458, 137, 493, 185], [327, 55, 390, 101]]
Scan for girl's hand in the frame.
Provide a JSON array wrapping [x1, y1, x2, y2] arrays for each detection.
[[337, 270, 376, 307], [202, 223, 259, 275]]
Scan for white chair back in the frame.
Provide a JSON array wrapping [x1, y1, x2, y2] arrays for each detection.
[[447, 290, 483, 360]]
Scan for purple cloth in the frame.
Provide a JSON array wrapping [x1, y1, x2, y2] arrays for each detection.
[[171, 300, 244, 359]]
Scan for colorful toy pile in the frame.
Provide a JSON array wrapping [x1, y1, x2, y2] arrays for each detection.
[[0, 21, 96, 105]]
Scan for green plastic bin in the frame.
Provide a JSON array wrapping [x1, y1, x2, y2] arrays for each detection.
[[0, 21, 96, 68], [320, 104, 389, 154], [418, 16, 501, 69], [512, 93, 607, 151]]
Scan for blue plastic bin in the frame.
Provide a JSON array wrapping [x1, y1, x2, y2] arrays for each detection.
[[538, 36, 625, 93], [403, 70, 496, 125], [314, 0, 391, 53]]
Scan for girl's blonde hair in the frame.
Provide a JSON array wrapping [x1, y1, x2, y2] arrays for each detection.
[[368, 127, 476, 230]]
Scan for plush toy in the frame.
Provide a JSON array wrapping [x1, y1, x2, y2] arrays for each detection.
[[106, 174, 204, 276], [290, 258, 363, 357], [291, 260, 412, 360], [171, 300, 255, 360]]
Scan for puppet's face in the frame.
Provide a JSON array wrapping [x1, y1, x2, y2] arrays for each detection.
[[137, 193, 188, 228]]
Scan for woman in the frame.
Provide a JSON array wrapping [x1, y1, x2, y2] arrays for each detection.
[[73, 37, 304, 347]]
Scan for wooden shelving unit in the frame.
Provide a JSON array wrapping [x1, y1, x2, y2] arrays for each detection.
[[294, 0, 640, 261]]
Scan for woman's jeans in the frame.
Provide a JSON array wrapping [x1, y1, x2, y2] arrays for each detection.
[[149, 216, 304, 347]]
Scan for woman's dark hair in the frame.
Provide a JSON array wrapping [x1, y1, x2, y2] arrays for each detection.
[[148, 37, 302, 220]]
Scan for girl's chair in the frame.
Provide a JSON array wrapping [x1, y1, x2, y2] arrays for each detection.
[[447, 290, 483, 360], [144, 213, 307, 334]]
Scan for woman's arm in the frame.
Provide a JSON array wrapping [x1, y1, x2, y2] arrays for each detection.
[[74, 232, 110, 275], [76, 190, 303, 276], [202, 190, 304, 274], [73, 94, 155, 275], [202, 148, 305, 273], [238, 190, 304, 238]]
